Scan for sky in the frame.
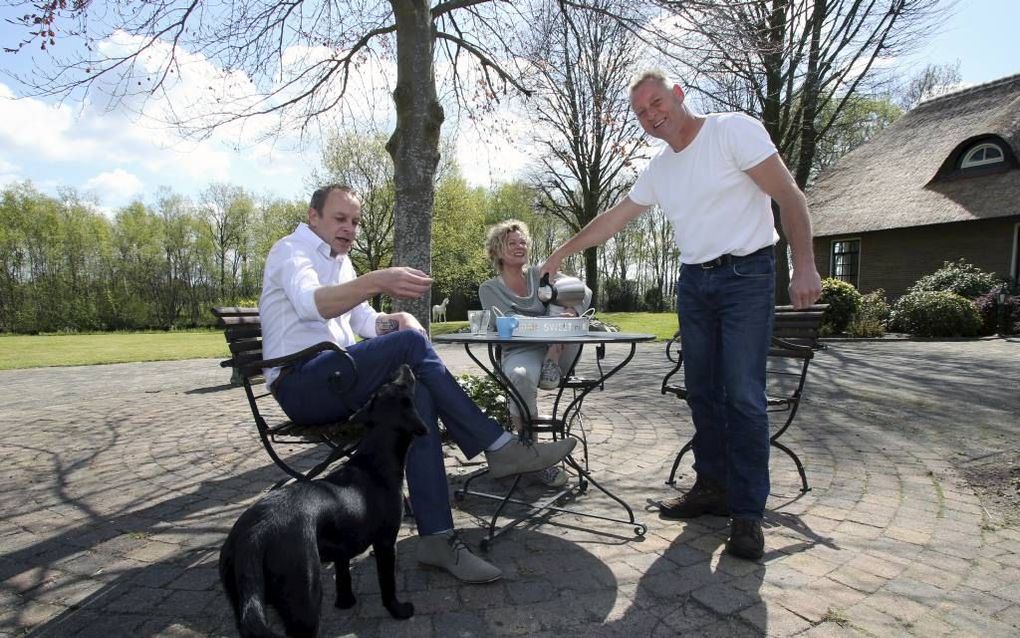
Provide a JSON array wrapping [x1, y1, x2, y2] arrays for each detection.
[[0, 0, 1017, 213]]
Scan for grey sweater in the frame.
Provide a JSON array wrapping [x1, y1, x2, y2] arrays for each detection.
[[478, 266, 592, 321]]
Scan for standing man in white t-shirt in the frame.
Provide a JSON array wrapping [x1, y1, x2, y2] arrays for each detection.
[[541, 71, 822, 560]]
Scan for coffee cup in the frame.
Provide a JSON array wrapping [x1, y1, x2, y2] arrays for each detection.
[[495, 315, 518, 339]]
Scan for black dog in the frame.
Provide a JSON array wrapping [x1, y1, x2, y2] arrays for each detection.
[[219, 364, 427, 638]]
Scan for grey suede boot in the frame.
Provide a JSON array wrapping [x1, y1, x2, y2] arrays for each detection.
[[484, 437, 576, 480], [416, 531, 502, 583]]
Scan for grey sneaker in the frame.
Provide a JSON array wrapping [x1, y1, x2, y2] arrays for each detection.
[[538, 359, 562, 390], [416, 531, 502, 583], [485, 437, 576, 479], [531, 465, 568, 488]]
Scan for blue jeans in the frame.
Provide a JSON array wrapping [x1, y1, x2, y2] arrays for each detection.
[[273, 330, 504, 535], [676, 248, 775, 519]]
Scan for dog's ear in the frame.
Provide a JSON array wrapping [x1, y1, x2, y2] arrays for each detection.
[[394, 364, 415, 390], [346, 396, 375, 426]]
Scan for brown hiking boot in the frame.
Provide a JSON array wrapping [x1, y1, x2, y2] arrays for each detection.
[[658, 477, 729, 519]]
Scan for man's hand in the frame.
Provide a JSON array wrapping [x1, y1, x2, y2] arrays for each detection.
[[373, 267, 433, 299], [539, 252, 564, 281], [789, 267, 822, 310], [376, 312, 428, 338], [396, 312, 427, 337]]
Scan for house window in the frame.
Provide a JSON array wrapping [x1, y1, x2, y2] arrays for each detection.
[[831, 239, 860, 287], [960, 142, 1005, 168]]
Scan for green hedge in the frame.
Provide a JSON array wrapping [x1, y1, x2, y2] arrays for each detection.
[[819, 278, 863, 335], [890, 291, 982, 337]]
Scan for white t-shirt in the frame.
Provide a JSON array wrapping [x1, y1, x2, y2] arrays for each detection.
[[628, 112, 779, 264], [259, 223, 378, 386]]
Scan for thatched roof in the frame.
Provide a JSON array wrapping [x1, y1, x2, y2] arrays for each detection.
[[807, 73, 1020, 237]]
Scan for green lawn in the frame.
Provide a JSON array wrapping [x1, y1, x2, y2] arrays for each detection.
[[0, 330, 230, 370], [0, 312, 678, 371], [430, 311, 677, 340]]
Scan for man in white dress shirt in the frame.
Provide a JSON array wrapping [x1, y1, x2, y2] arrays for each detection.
[[260, 185, 575, 583]]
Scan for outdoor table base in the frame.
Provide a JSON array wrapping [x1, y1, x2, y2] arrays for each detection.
[[434, 331, 655, 549]]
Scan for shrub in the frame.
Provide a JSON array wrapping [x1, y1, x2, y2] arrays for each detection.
[[889, 290, 982, 337], [453, 373, 509, 427], [642, 285, 666, 312], [859, 289, 891, 325], [973, 290, 1019, 335], [846, 317, 885, 338], [819, 278, 863, 335], [846, 289, 890, 338], [908, 259, 1002, 299]]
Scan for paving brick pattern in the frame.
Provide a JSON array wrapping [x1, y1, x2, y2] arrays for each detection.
[[0, 339, 1017, 637]]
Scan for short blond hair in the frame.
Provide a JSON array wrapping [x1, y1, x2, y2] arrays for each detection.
[[485, 219, 531, 272], [630, 70, 670, 92]]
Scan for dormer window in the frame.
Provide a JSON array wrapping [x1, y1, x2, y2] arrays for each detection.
[[960, 142, 1005, 168]]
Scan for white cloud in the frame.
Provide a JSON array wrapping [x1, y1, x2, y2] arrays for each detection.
[[83, 169, 144, 204], [454, 110, 535, 187], [0, 156, 21, 187], [0, 26, 540, 209]]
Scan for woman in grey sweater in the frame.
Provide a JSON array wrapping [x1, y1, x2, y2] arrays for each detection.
[[478, 220, 592, 487]]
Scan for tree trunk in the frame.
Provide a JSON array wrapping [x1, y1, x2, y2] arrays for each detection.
[[763, 0, 791, 305], [583, 246, 599, 308], [794, 0, 825, 188], [387, 0, 444, 328]]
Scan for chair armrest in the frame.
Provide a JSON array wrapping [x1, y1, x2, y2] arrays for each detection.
[[255, 341, 349, 370], [770, 336, 815, 355]]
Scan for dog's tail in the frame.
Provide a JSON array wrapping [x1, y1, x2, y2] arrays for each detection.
[[220, 536, 283, 638]]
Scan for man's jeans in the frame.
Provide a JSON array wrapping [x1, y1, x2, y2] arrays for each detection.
[[273, 330, 504, 535], [676, 248, 775, 519]]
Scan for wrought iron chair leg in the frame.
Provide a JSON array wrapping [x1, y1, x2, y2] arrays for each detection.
[[666, 440, 693, 486], [771, 439, 810, 492]]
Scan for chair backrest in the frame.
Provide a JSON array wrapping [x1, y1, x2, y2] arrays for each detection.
[[212, 306, 264, 379], [770, 304, 828, 358]]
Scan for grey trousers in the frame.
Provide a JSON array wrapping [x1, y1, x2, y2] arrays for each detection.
[[499, 342, 581, 421]]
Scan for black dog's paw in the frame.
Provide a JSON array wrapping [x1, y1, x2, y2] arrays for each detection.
[[385, 600, 414, 620], [335, 593, 356, 609]]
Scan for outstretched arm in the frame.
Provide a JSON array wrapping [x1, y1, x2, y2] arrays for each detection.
[[745, 155, 822, 309], [314, 267, 433, 320], [540, 197, 648, 278]]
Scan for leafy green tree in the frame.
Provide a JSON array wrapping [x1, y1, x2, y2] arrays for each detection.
[[314, 131, 396, 309], [59, 191, 111, 330], [0, 183, 34, 332], [432, 171, 490, 316], [200, 183, 254, 303], [526, 0, 645, 304], [109, 202, 165, 328]]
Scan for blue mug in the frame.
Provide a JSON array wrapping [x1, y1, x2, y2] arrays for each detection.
[[495, 316, 518, 339]]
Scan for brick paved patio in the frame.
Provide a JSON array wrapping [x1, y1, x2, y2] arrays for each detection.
[[0, 339, 1017, 637]]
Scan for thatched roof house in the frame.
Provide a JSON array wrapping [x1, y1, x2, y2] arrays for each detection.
[[806, 73, 1020, 299]]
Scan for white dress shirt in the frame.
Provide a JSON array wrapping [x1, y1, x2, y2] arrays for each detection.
[[259, 223, 378, 386]]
